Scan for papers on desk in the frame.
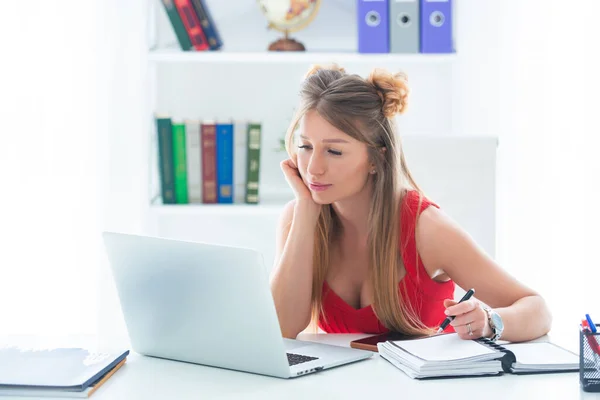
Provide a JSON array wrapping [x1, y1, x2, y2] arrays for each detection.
[[0, 346, 129, 398], [377, 333, 579, 379]]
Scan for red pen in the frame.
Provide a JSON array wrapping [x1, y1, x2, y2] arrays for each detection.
[[582, 319, 591, 329], [582, 320, 600, 356]]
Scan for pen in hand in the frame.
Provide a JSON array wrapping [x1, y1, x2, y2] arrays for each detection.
[[437, 288, 476, 333]]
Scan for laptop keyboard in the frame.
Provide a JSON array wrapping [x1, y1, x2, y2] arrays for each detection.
[[287, 352, 319, 366]]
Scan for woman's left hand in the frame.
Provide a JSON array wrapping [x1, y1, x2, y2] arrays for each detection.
[[443, 299, 491, 340]]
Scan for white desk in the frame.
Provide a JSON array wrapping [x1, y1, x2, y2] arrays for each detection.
[[1, 333, 597, 400]]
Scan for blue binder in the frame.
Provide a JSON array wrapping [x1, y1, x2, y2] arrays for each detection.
[[216, 121, 234, 203], [358, 0, 390, 53], [420, 0, 454, 53]]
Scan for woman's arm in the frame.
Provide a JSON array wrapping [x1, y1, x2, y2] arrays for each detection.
[[416, 207, 552, 342], [270, 200, 321, 339]]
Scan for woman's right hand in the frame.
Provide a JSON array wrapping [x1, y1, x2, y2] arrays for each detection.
[[281, 158, 313, 201]]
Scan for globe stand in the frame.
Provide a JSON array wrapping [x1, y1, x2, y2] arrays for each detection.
[[268, 30, 306, 52]]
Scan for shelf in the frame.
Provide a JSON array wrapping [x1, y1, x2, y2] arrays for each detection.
[[147, 48, 457, 64], [150, 202, 287, 216]]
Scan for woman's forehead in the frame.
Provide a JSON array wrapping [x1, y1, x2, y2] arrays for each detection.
[[299, 111, 353, 142]]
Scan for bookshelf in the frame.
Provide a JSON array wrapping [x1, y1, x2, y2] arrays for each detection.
[[144, 0, 461, 268]]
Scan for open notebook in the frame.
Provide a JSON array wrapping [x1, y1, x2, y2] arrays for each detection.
[[377, 333, 579, 379]]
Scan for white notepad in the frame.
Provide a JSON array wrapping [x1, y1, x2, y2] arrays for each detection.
[[394, 333, 497, 361], [377, 333, 579, 379]]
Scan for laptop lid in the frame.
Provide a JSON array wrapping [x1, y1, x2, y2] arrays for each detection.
[[102, 232, 292, 378]]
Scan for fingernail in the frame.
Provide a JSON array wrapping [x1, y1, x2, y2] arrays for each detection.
[[444, 310, 450, 315]]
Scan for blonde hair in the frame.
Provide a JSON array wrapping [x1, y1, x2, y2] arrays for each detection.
[[285, 63, 434, 335]]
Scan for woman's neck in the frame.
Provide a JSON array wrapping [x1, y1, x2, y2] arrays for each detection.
[[331, 185, 373, 244]]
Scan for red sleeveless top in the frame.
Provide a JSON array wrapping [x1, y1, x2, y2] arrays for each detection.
[[318, 190, 455, 334]]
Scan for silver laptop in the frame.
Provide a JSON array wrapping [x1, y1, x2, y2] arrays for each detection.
[[102, 232, 372, 378]]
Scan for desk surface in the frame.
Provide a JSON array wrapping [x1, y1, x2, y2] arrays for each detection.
[[1, 333, 597, 400]]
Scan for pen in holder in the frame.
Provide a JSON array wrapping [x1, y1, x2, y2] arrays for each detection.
[[580, 324, 600, 392]]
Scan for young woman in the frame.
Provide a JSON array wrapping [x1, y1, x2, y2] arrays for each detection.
[[270, 64, 552, 342]]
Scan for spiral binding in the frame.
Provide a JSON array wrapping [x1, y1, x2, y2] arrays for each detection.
[[476, 337, 516, 373]]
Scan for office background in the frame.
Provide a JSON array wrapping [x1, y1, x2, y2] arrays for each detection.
[[0, 0, 598, 349]]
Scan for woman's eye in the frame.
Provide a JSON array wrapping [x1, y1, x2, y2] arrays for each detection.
[[298, 145, 341, 156]]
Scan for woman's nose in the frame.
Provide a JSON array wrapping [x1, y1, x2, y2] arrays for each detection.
[[307, 153, 325, 176]]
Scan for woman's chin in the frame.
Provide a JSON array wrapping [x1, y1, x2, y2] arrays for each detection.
[[310, 193, 334, 205]]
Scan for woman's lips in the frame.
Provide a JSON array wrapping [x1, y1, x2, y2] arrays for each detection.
[[309, 183, 332, 192]]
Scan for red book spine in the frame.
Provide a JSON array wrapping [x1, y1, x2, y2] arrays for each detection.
[[201, 122, 217, 203], [173, 0, 209, 51]]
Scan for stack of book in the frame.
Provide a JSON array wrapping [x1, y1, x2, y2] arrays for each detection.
[[155, 116, 262, 205], [0, 346, 129, 398]]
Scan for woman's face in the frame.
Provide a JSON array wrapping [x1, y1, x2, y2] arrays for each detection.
[[296, 110, 373, 204]]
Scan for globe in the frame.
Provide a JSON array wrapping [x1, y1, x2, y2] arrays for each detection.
[[257, 0, 321, 51]]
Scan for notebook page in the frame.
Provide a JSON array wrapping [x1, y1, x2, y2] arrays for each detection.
[[501, 343, 579, 366], [392, 334, 497, 362]]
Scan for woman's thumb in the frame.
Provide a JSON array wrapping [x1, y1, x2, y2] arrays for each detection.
[[443, 299, 457, 308]]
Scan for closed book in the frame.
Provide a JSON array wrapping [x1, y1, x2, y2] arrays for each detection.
[[172, 119, 189, 204], [233, 121, 248, 204], [160, 0, 193, 50], [0, 346, 129, 391], [190, 0, 223, 50], [0, 358, 126, 398], [155, 115, 176, 204], [216, 121, 234, 203], [173, 0, 210, 51], [245, 122, 262, 204], [201, 121, 217, 203], [185, 119, 202, 203]]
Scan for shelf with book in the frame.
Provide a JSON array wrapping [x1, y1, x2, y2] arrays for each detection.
[[143, 0, 459, 245], [147, 48, 457, 64], [148, 0, 457, 61]]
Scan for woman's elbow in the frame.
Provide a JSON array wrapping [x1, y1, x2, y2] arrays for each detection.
[[280, 317, 311, 339], [536, 295, 553, 335], [281, 329, 300, 339]]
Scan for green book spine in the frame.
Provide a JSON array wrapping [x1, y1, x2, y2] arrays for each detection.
[[245, 122, 261, 204], [161, 0, 193, 51], [172, 121, 189, 204], [156, 116, 176, 204]]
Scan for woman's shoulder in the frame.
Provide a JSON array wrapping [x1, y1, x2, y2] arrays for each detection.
[[399, 189, 439, 219]]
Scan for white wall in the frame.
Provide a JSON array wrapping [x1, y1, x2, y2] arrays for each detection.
[[0, 1, 106, 335], [0, 0, 598, 341], [0, 0, 147, 337], [453, 0, 600, 334]]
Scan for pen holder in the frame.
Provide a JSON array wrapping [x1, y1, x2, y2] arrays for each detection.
[[580, 324, 600, 392]]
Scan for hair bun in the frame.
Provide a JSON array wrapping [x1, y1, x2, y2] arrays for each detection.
[[304, 63, 347, 79], [367, 69, 410, 118]]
